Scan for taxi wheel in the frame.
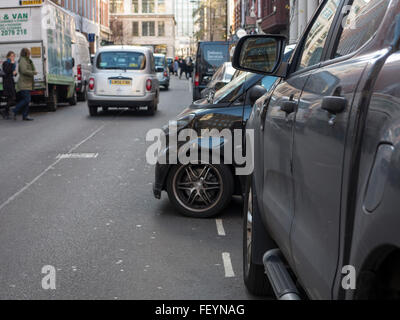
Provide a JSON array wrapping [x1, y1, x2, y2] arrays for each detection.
[[89, 105, 98, 116], [147, 100, 157, 115]]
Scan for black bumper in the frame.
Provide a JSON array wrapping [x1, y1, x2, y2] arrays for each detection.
[[153, 162, 171, 199], [88, 99, 153, 108]]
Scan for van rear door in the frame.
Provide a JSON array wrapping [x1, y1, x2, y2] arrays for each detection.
[[198, 43, 229, 84]]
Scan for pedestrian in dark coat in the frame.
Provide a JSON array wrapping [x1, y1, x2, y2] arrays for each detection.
[[186, 57, 193, 79], [179, 59, 187, 79], [1, 51, 17, 119]]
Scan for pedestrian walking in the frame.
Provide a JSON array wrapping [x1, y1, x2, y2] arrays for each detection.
[[186, 57, 193, 80], [174, 59, 179, 76], [12, 48, 37, 121], [1, 51, 17, 120], [179, 58, 187, 79]]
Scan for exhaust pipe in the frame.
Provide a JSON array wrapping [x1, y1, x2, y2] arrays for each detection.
[[263, 249, 301, 300]]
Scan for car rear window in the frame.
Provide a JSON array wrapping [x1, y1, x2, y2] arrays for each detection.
[[155, 56, 165, 67], [201, 44, 229, 72], [96, 52, 146, 70]]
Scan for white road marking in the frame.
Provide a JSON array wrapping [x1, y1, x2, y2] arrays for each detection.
[[0, 125, 105, 213], [222, 252, 235, 278], [56, 153, 98, 159], [215, 219, 226, 236]]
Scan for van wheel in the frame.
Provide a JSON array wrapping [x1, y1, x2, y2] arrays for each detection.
[[47, 88, 58, 112], [147, 100, 157, 115], [89, 105, 98, 116], [68, 88, 77, 106], [77, 86, 87, 102], [243, 175, 274, 296], [166, 163, 233, 218]]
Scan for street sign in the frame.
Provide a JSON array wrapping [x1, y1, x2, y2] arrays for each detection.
[[88, 33, 95, 43]]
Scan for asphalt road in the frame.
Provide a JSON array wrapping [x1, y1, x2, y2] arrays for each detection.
[[0, 77, 254, 300]]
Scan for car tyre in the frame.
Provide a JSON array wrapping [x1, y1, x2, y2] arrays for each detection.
[[89, 105, 98, 116], [77, 85, 87, 102], [243, 175, 274, 296], [147, 99, 157, 115], [166, 163, 233, 218], [68, 88, 77, 106], [47, 88, 58, 112], [102, 107, 109, 112]]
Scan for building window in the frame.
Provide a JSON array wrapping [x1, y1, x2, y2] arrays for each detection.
[[158, 0, 165, 13], [142, 0, 155, 13], [158, 21, 165, 36], [110, 0, 124, 13], [142, 21, 155, 36], [132, 21, 139, 36], [132, 0, 139, 13]]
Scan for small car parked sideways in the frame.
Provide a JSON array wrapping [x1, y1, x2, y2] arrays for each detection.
[[233, 0, 400, 300], [154, 53, 170, 90], [153, 45, 295, 218], [72, 31, 91, 102], [87, 45, 160, 116], [200, 62, 235, 100]]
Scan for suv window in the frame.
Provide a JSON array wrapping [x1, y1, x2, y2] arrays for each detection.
[[214, 72, 252, 103], [334, 0, 390, 58], [297, 0, 341, 71]]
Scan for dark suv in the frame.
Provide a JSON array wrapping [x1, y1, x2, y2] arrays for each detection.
[[233, 0, 400, 300], [192, 41, 232, 101]]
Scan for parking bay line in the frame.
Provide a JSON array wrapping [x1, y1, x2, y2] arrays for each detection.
[[215, 219, 226, 236], [56, 153, 99, 159], [0, 125, 105, 213], [222, 252, 235, 278]]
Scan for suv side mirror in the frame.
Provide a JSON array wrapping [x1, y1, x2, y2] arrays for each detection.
[[248, 85, 267, 105], [232, 35, 287, 76]]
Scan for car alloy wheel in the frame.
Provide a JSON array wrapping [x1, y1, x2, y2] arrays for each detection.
[[172, 164, 223, 214]]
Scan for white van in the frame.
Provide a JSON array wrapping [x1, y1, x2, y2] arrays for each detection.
[[72, 32, 91, 101]]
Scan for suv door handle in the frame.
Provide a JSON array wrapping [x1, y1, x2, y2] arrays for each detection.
[[280, 100, 297, 114], [321, 96, 347, 114]]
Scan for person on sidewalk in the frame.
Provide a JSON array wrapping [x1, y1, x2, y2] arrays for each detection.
[[179, 58, 186, 79], [1, 51, 17, 120], [12, 48, 37, 121], [174, 59, 179, 76], [186, 57, 193, 80]]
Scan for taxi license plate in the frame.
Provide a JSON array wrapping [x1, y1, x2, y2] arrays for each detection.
[[110, 79, 131, 85]]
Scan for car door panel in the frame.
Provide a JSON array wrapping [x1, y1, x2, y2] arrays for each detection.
[[290, 55, 368, 299], [261, 73, 312, 261]]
